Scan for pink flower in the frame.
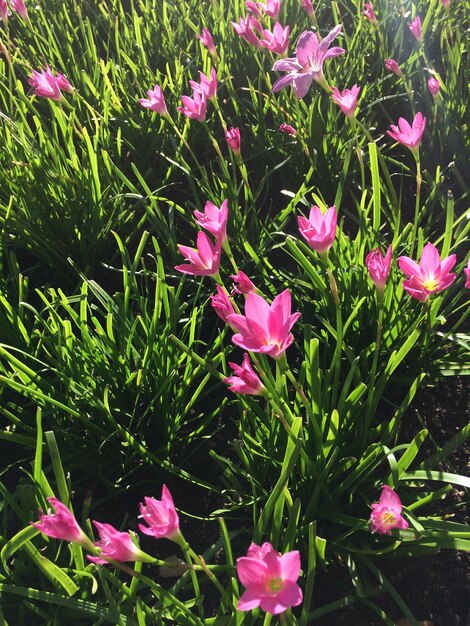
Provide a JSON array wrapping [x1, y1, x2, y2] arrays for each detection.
[[260, 22, 290, 55], [298, 205, 337, 255], [427, 76, 440, 97], [409, 15, 422, 43], [301, 0, 315, 19], [176, 231, 222, 276], [363, 3, 377, 23], [398, 242, 457, 301], [211, 285, 236, 325], [28, 66, 74, 101], [464, 259, 470, 289], [245, 1, 263, 18], [226, 127, 241, 156], [227, 289, 301, 358], [197, 28, 217, 56], [224, 353, 265, 395], [387, 112, 426, 152], [177, 90, 207, 122], [32, 497, 93, 549], [384, 58, 402, 77], [331, 84, 360, 118], [190, 68, 217, 101], [231, 271, 256, 294], [236, 542, 303, 614], [139, 84, 168, 115], [138, 485, 180, 541], [272, 26, 344, 99], [194, 199, 229, 242], [10, 0, 28, 20], [366, 246, 392, 290], [259, 0, 280, 19], [0, 0, 8, 22], [279, 122, 297, 136], [232, 16, 262, 48], [88, 522, 147, 564], [370, 486, 409, 535]]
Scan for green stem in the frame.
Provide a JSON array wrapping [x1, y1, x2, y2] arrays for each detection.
[[410, 153, 422, 256]]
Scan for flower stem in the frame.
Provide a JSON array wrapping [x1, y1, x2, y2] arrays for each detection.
[[410, 152, 422, 256]]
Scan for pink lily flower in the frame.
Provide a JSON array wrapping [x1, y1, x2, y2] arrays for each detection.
[[370, 485, 409, 535], [298, 205, 337, 255], [236, 541, 303, 614], [211, 285, 236, 326], [427, 76, 440, 97], [245, 0, 263, 18], [272, 25, 344, 98], [384, 58, 403, 77], [138, 485, 180, 541], [176, 231, 222, 277], [190, 68, 217, 101], [227, 289, 301, 358], [226, 127, 241, 156], [331, 84, 360, 118], [363, 3, 377, 23], [194, 199, 229, 242], [409, 15, 422, 43], [224, 353, 265, 395], [232, 16, 263, 48], [398, 242, 457, 301], [366, 246, 392, 291], [177, 90, 207, 122], [279, 122, 297, 136], [197, 28, 217, 57], [32, 497, 94, 549], [0, 0, 8, 22], [139, 84, 168, 115], [259, 0, 280, 19], [88, 522, 149, 564], [464, 259, 470, 289], [28, 66, 74, 101], [387, 112, 426, 153], [231, 271, 256, 294], [301, 0, 315, 19], [11, 0, 28, 21], [260, 22, 290, 56]]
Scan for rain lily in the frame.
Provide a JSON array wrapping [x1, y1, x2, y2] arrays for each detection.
[[224, 353, 265, 395], [236, 541, 303, 614], [211, 285, 236, 325], [190, 68, 217, 100], [387, 112, 426, 153], [11, 0, 28, 20], [197, 28, 217, 56], [227, 289, 301, 358], [298, 205, 337, 255], [232, 16, 262, 48], [363, 3, 377, 23], [398, 242, 457, 301], [427, 76, 440, 97], [176, 231, 222, 276], [231, 271, 256, 294], [88, 522, 149, 565], [331, 84, 360, 118], [32, 497, 94, 549], [272, 25, 344, 98], [464, 259, 470, 288], [301, 0, 315, 19], [177, 90, 207, 122], [138, 486, 180, 541], [245, 0, 263, 18], [226, 127, 241, 156], [0, 0, 8, 22], [139, 84, 168, 115], [370, 486, 409, 535], [366, 246, 392, 291], [279, 122, 297, 136], [260, 22, 290, 55], [194, 199, 229, 242], [29, 66, 74, 101], [384, 58, 402, 77], [259, 0, 280, 19], [409, 15, 422, 43]]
